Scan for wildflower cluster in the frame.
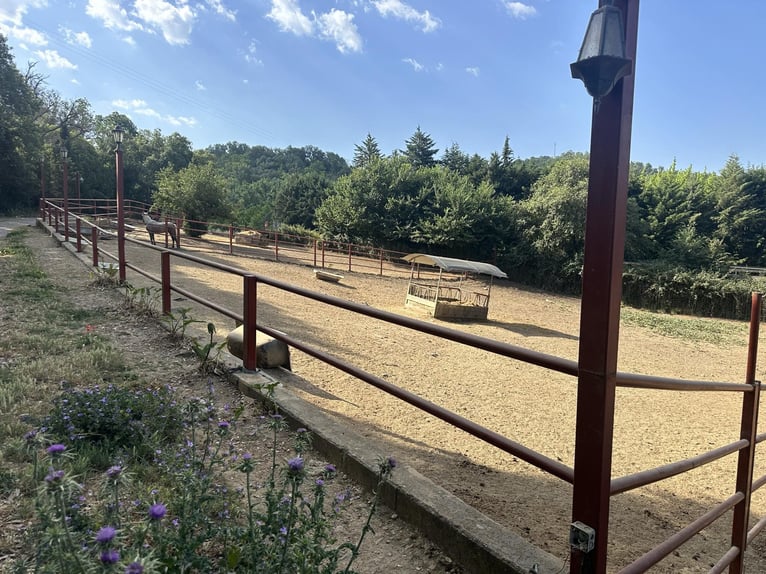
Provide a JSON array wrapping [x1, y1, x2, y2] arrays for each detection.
[[22, 383, 397, 573], [43, 384, 183, 461]]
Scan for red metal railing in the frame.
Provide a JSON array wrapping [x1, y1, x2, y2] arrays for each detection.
[[40, 199, 766, 573]]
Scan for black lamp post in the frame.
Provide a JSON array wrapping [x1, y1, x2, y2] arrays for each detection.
[[40, 154, 46, 219], [61, 147, 69, 242], [569, 1, 638, 573], [113, 125, 126, 282]]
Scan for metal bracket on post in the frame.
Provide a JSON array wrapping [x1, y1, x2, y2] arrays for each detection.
[[570, 521, 596, 553]]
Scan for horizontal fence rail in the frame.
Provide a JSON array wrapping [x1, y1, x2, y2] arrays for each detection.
[[39, 198, 766, 574]]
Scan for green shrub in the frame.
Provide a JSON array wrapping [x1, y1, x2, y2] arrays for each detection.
[[43, 384, 184, 463]]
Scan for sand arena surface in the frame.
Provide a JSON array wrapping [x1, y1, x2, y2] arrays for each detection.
[[111, 227, 766, 572]]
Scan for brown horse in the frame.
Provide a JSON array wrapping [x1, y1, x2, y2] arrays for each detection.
[[142, 213, 179, 248]]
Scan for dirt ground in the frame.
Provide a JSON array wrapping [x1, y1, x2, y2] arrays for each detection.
[[53, 224, 766, 572], [13, 228, 460, 574]]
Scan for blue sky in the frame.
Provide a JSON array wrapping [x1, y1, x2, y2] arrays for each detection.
[[1, 0, 764, 173]]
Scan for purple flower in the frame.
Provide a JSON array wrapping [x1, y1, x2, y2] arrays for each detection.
[[218, 421, 230, 429], [106, 465, 122, 479], [125, 562, 144, 574], [287, 457, 304, 473], [296, 427, 307, 434], [149, 503, 167, 521], [315, 479, 325, 487], [46, 444, 66, 455], [387, 457, 397, 469], [100, 549, 120, 564], [23, 430, 37, 442], [325, 464, 336, 474], [45, 469, 65, 484], [279, 526, 287, 535], [95, 526, 117, 544], [242, 453, 252, 460]]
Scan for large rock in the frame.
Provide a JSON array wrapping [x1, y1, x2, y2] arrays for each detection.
[[226, 325, 291, 370]]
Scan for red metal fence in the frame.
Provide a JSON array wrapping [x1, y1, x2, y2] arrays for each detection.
[[39, 198, 766, 573]]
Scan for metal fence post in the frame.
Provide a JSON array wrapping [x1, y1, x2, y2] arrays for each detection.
[[274, 233, 279, 262], [730, 292, 763, 574], [229, 225, 233, 255], [348, 243, 352, 272], [243, 275, 257, 371], [161, 251, 172, 315], [91, 227, 99, 267]]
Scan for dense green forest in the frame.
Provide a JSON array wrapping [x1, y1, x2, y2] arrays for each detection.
[[2, 34, 765, 317]]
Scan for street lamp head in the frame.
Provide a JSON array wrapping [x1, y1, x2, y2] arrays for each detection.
[[570, 0, 632, 99], [112, 125, 125, 146], [60, 147, 68, 160]]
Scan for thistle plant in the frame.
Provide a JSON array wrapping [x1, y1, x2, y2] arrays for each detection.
[[160, 307, 199, 339], [18, 382, 397, 573]]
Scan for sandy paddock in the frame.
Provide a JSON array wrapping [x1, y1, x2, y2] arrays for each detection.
[[112, 229, 766, 572]]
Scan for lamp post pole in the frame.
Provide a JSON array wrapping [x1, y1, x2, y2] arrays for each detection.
[[61, 148, 69, 242], [113, 126, 126, 283], [570, 1, 639, 573], [40, 155, 45, 219]]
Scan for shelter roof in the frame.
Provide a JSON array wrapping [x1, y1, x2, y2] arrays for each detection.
[[402, 253, 507, 279]]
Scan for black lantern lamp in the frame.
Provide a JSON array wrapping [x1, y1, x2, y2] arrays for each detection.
[[570, 0, 632, 100], [112, 125, 124, 149]]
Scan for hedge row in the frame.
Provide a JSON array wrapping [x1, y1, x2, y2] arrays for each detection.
[[621, 265, 762, 320]]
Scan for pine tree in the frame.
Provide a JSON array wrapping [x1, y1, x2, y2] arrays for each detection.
[[352, 133, 382, 168], [403, 126, 438, 168]]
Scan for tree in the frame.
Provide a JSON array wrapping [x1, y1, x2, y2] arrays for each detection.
[[517, 153, 590, 288], [403, 126, 438, 167], [273, 172, 330, 228], [153, 161, 232, 237], [440, 142, 469, 175], [353, 133, 382, 168], [0, 34, 43, 212]]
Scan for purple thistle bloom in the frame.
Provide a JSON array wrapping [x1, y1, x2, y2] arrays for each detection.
[[315, 479, 325, 487], [46, 444, 66, 455], [95, 526, 117, 543], [325, 464, 336, 474], [23, 430, 37, 442], [296, 427, 307, 434], [387, 457, 397, 469], [45, 469, 65, 483], [242, 453, 252, 460], [125, 562, 144, 574], [149, 503, 167, 521], [100, 549, 120, 564], [287, 457, 304, 473], [279, 526, 287, 535], [106, 465, 122, 479], [218, 420, 230, 429]]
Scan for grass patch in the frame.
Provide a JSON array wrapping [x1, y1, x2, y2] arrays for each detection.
[[620, 306, 745, 346]]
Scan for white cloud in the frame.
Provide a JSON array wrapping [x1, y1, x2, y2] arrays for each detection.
[[266, 0, 313, 36], [113, 98, 197, 128], [503, 2, 537, 20], [372, 0, 440, 33], [35, 49, 77, 69], [316, 9, 362, 53], [133, 0, 196, 45], [86, 0, 144, 32], [113, 98, 149, 109], [465, 66, 480, 77], [244, 41, 263, 65], [0, 0, 47, 26], [195, 80, 206, 91], [123, 35, 136, 46], [61, 27, 93, 48], [205, 0, 235, 22], [402, 57, 423, 72], [3, 25, 48, 46], [266, 1, 362, 54]]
